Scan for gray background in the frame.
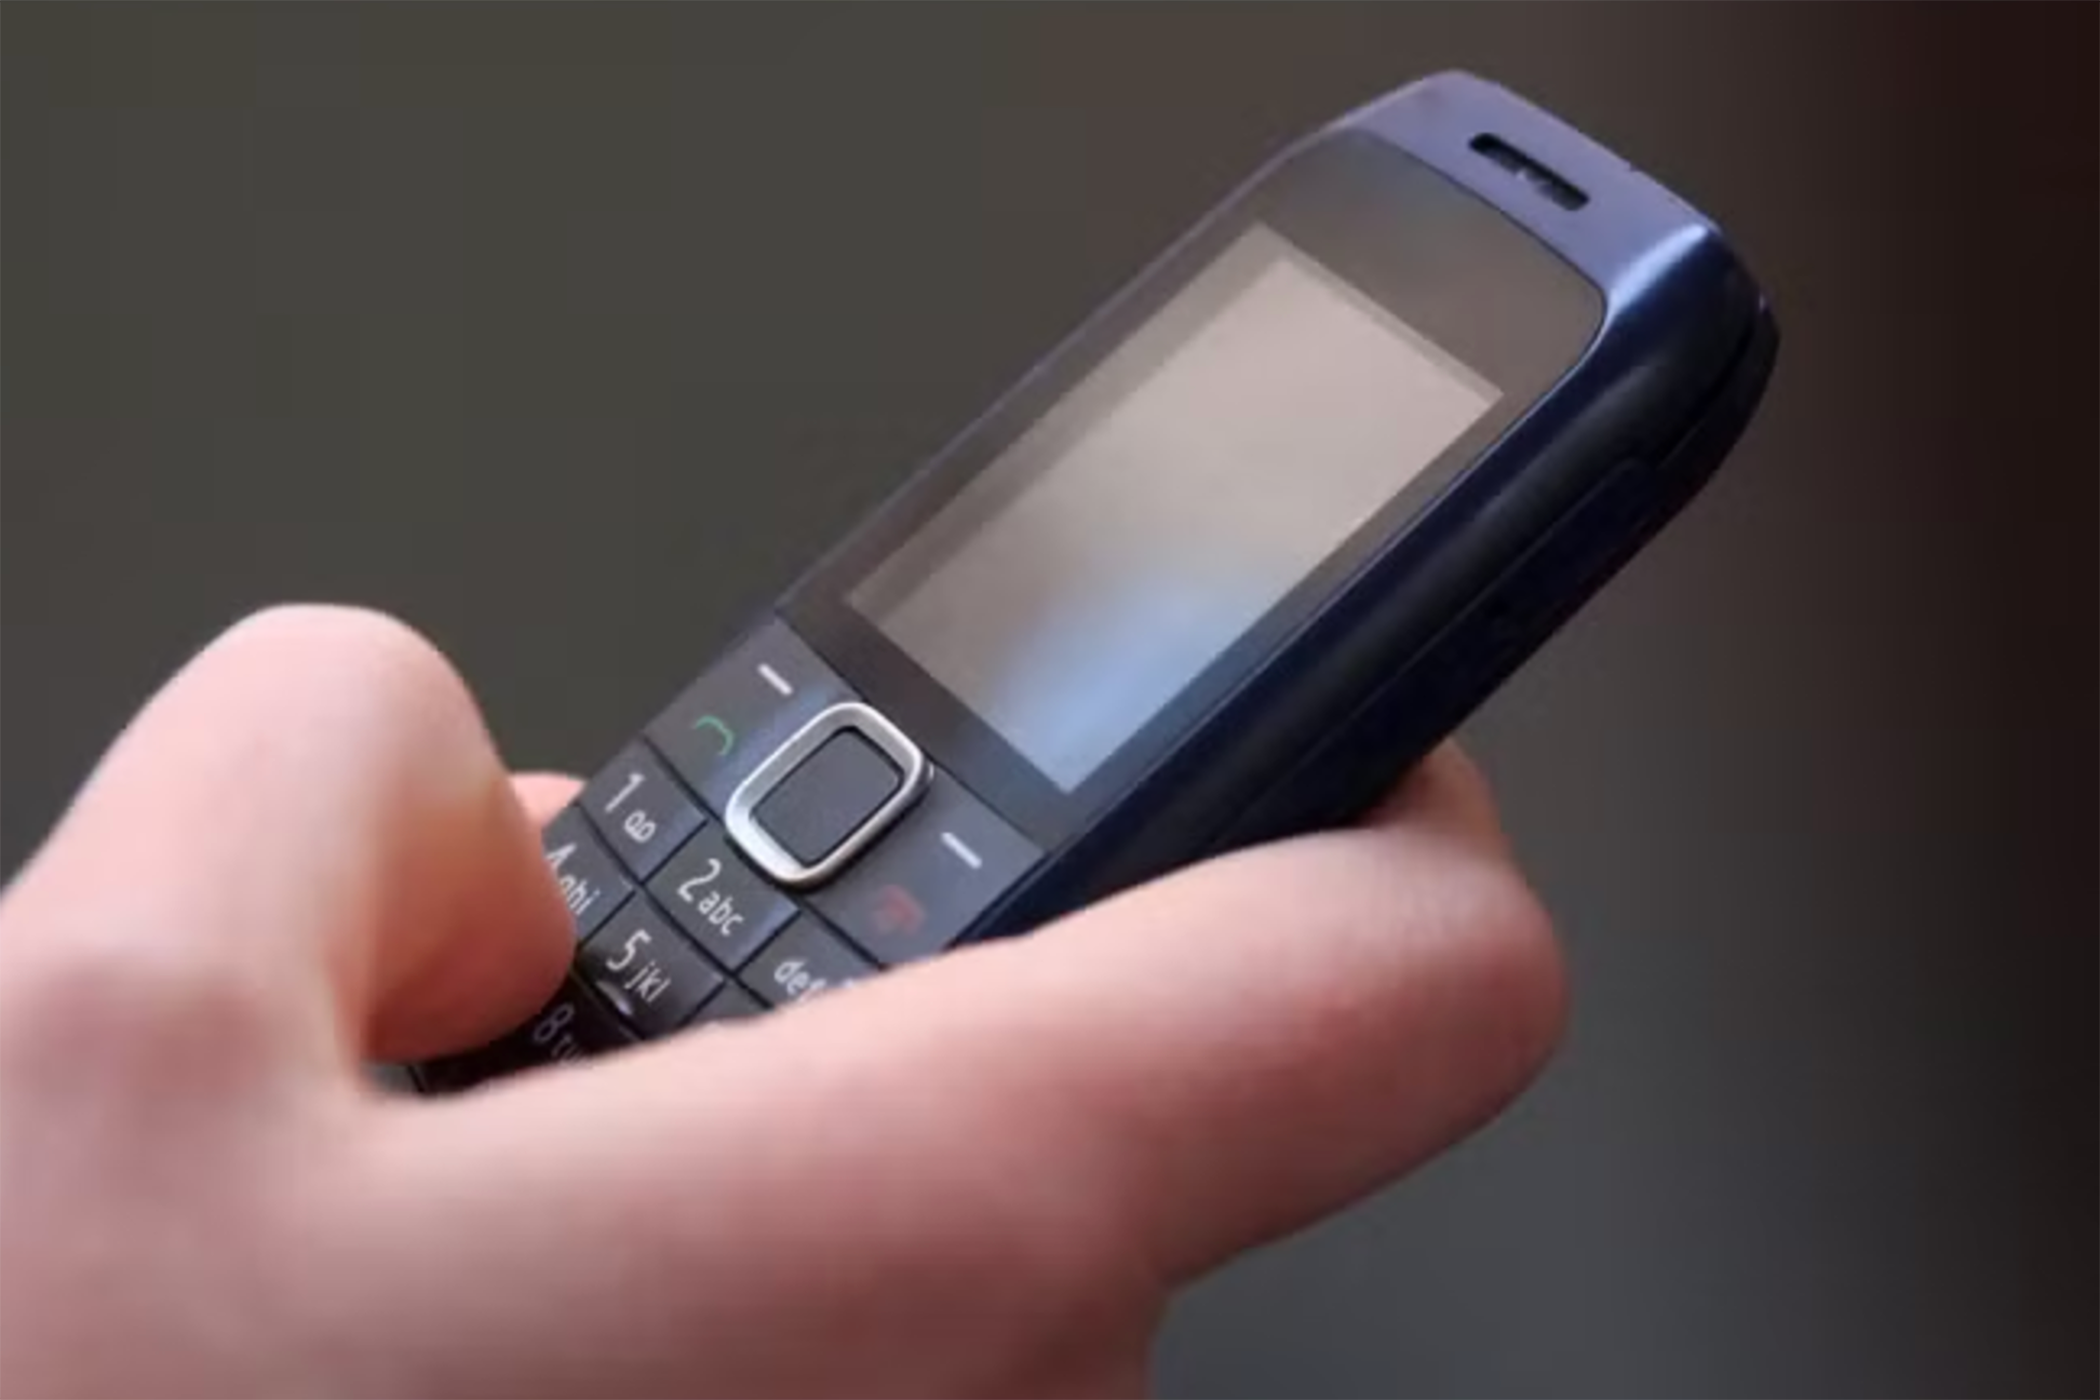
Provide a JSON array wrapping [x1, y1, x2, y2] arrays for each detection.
[[4, 6, 2093, 1396]]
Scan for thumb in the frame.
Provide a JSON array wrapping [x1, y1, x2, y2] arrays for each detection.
[[0, 606, 573, 1070]]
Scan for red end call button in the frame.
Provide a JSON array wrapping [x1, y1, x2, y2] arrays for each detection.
[[811, 772, 1039, 965]]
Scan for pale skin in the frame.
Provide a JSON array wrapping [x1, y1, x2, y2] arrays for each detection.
[[0, 606, 1565, 1397]]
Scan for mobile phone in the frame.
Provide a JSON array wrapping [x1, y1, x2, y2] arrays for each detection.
[[415, 71, 1777, 1088]]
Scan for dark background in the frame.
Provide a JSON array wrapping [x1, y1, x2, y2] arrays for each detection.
[[4, 6, 2094, 1395]]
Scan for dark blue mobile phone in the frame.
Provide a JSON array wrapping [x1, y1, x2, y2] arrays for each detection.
[[417, 72, 1777, 1086]]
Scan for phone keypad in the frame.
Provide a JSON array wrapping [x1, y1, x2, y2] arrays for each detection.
[[811, 772, 1037, 966], [743, 916, 876, 1009], [538, 809, 632, 941], [648, 825, 797, 971], [417, 976, 633, 1091], [690, 982, 765, 1028], [578, 897, 725, 1037], [645, 620, 849, 812], [579, 744, 706, 880], [414, 618, 1043, 1094]]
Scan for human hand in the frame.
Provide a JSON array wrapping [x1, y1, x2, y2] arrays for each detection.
[[0, 607, 1563, 1397]]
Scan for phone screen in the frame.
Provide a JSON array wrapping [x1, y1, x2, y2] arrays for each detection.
[[851, 224, 1498, 790]]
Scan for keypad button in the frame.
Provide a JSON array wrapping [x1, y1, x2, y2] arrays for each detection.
[[753, 729, 903, 865], [813, 773, 1039, 965], [416, 978, 633, 1091], [540, 808, 633, 941], [691, 982, 766, 1027], [647, 824, 796, 970], [646, 620, 849, 813], [578, 897, 726, 1038], [742, 917, 877, 1009], [579, 744, 707, 880]]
